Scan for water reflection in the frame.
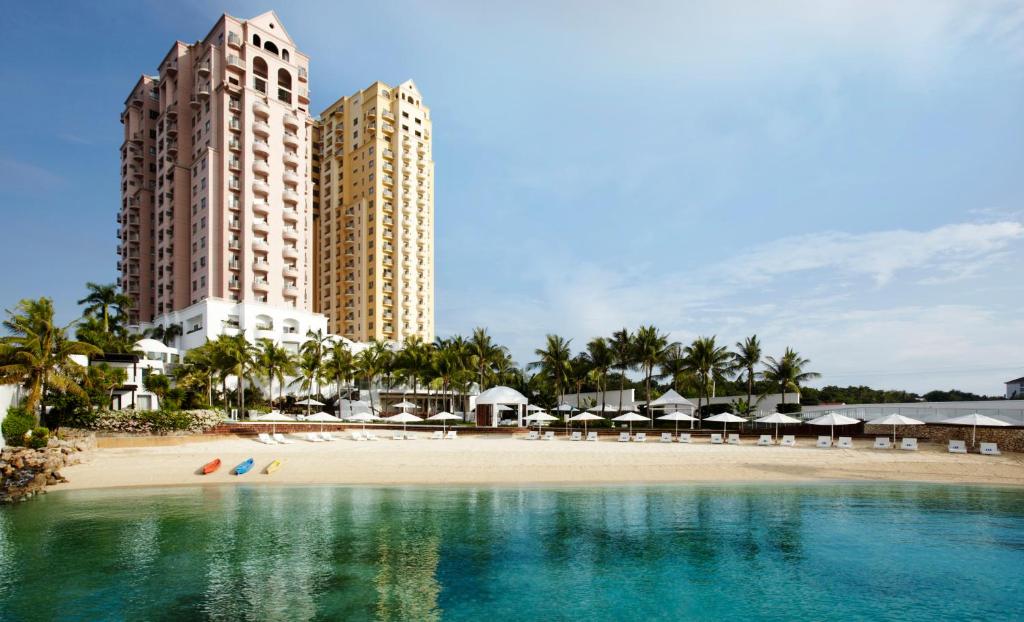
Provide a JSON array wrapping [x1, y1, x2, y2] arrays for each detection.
[[0, 483, 1021, 621]]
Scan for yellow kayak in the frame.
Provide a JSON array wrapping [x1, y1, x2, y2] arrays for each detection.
[[265, 459, 283, 475]]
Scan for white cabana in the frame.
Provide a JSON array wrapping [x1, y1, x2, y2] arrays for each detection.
[[427, 411, 461, 434], [476, 386, 529, 428], [806, 412, 860, 442], [754, 412, 803, 441], [568, 412, 604, 435], [612, 411, 650, 434], [658, 411, 700, 434], [704, 412, 746, 434], [940, 413, 1010, 447], [866, 413, 925, 444], [649, 389, 697, 413]]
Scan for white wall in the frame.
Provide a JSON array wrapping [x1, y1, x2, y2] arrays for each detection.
[[0, 384, 22, 448]]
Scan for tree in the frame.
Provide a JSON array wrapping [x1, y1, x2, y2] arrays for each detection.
[[0, 298, 100, 423], [468, 327, 507, 392], [291, 348, 325, 417], [396, 336, 432, 408], [762, 348, 820, 403], [734, 335, 763, 416], [258, 339, 295, 409], [75, 315, 135, 354], [530, 334, 572, 410], [585, 337, 613, 411], [77, 282, 133, 334], [610, 328, 634, 412], [634, 325, 674, 425], [356, 340, 392, 415], [220, 334, 258, 415], [682, 336, 734, 417], [143, 372, 171, 404], [145, 323, 183, 348], [175, 340, 220, 407], [323, 340, 356, 415]]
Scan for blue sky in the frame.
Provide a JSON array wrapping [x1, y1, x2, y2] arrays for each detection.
[[1, 1, 1022, 394]]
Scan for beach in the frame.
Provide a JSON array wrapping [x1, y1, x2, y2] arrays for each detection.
[[57, 433, 1024, 490]]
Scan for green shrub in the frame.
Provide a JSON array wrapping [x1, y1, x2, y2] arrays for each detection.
[[776, 402, 802, 414], [2, 407, 36, 447], [47, 392, 92, 429], [27, 427, 50, 449]]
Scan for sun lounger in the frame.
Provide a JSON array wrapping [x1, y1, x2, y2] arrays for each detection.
[[980, 442, 1001, 456], [272, 433, 295, 444], [445, 430, 458, 440], [634, 432, 647, 443], [257, 433, 277, 445], [873, 437, 891, 449], [431, 431, 444, 440], [816, 436, 832, 448], [727, 433, 740, 445], [618, 432, 630, 442], [948, 440, 967, 454], [392, 431, 404, 440], [365, 432, 379, 441], [710, 434, 723, 444], [350, 431, 366, 441], [405, 432, 418, 440], [678, 433, 691, 443], [781, 435, 796, 447], [837, 437, 853, 449], [900, 438, 918, 451], [660, 433, 673, 443], [543, 431, 556, 441], [317, 432, 336, 442], [526, 430, 539, 440], [304, 432, 324, 443], [757, 435, 773, 446], [586, 431, 599, 442], [570, 431, 582, 441]]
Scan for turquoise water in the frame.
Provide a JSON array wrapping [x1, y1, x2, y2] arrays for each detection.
[[1, 484, 1023, 621]]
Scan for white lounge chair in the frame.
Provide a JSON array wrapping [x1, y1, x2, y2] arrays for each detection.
[[618, 432, 630, 442], [678, 433, 692, 443], [392, 431, 404, 440], [543, 431, 556, 441], [431, 431, 444, 440], [405, 432, 418, 440], [980, 442, 1001, 456], [710, 434, 723, 444], [727, 433, 740, 445], [350, 430, 366, 441], [365, 431, 379, 441], [272, 433, 295, 445], [900, 438, 918, 451], [257, 433, 277, 445], [660, 433, 673, 443], [837, 437, 853, 449], [948, 440, 967, 454], [634, 432, 647, 443], [525, 430, 539, 440], [570, 431, 582, 441], [586, 431, 599, 442], [873, 437, 891, 449], [781, 435, 796, 447], [757, 435, 773, 446], [445, 430, 458, 440], [816, 436, 832, 449], [304, 432, 324, 443]]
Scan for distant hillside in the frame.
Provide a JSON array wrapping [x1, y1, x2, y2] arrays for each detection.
[[799, 385, 1003, 405]]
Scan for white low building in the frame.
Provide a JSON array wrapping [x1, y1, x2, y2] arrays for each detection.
[[1006, 376, 1024, 400]]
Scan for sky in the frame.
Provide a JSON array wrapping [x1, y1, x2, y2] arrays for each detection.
[[1, 1, 1022, 395]]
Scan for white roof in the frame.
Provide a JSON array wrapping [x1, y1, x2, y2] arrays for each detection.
[[649, 389, 695, 408], [476, 386, 529, 405], [134, 338, 174, 354]]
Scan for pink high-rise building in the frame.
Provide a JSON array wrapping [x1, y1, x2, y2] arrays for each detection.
[[118, 11, 313, 324]]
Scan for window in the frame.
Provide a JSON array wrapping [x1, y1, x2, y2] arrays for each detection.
[[282, 49, 290, 62], [253, 34, 261, 47], [253, 57, 268, 93], [277, 69, 292, 103], [264, 41, 279, 55]]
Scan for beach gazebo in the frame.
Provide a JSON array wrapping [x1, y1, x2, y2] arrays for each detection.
[[475, 386, 529, 428]]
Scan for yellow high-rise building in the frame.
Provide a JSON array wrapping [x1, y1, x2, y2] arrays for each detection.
[[314, 80, 435, 343]]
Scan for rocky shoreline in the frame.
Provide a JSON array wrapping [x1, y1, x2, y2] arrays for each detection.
[[1, 436, 92, 504]]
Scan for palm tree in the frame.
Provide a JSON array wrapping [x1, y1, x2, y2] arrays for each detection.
[[396, 336, 432, 409], [660, 344, 691, 395], [258, 339, 295, 409], [291, 349, 325, 417], [530, 334, 572, 410], [634, 325, 674, 425], [585, 337, 613, 411], [762, 348, 820, 403], [0, 298, 100, 423], [77, 282, 132, 334], [734, 335, 763, 417], [356, 340, 391, 415], [682, 336, 734, 417], [176, 341, 219, 407], [610, 328, 634, 412], [468, 327, 506, 392], [323, 340, 356, 415], [299, 329, 330, 403], [220, 334, 258, 416], [145, 323, 183, 348], [569, 353, 592, 414]]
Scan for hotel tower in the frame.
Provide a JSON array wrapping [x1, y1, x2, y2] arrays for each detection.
[[314, 82, 436, 343], [118, 11, 314, 325]]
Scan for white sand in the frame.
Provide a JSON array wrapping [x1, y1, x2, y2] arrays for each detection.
[[55, 433, 1024, 490]]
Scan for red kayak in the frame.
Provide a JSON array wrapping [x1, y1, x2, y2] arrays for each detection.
[[202, 458, 221, 475]]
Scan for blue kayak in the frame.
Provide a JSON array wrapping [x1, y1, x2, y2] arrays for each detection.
[[233, 458, 255, 475]]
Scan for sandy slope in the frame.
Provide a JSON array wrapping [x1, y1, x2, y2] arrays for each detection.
[[54, 433, 1024, 490]]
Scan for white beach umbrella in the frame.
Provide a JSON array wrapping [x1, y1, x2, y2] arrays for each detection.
[[806, 412, 861, 442], [393, 400, 419, 411], [940, 413, 1010, 447], [525, 411, 558, 434], [754, 412, 803, 441], [388, 412, 424, 434], [295, 398, 324, 406], [568, 412, 604, 435], [703, 412, 747, 434], [587, 403, 619, 413], [612, 411, 650, 435], [866, 413, 925, 444], [427, 411, 461, 435], [347, 411, 375, 433], [306, 411, 342, 433], [526, 404, 544, 412], [256, 411, 294, 434], [658, 411, 700, 434]]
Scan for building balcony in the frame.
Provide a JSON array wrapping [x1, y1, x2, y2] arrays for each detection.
[[228, 279, 241, 290], [282, 189, 299, 205], [382, 123, 395, 134], [283, 151, 299, 167], [417, 143, 426, 154], [283, 113, 300, 131], [228, 219, 240, 230], [197, 61, 210, 76], [252, 159, 269, 175], [227, 55, 245, 72], [252, 239, 270, 253], [253, 121, 270, 137], [283, 170, 300, 187], [283, 283, 299, 296], [252, 180, 270, 196], [282, 207, 298, 222], [253, 279, 270, 292], [253, 201, 270, 215], [383, 189, 394, 199], [283, 132, 299, 148], [283, 246, 299, 259], [196, 87, 210, 100], [229, 159, 241, 172], [253, 140, 269, 156], [382, 148, 394, 160], [283, 265, 299, 278], [283, 226, 299, 241], [253, 100, 270, 118], [228, 121, 241, 133], [253, 259, 270, 272], [229, 139, 241, 151], [252, 219, 270, 234], [228, 32, 242, 48]]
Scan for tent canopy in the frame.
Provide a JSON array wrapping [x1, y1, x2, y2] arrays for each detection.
[[649, 389, 696, 408], [476, 386, 529, 405]]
